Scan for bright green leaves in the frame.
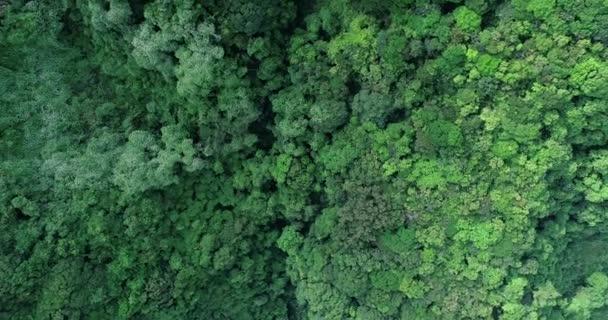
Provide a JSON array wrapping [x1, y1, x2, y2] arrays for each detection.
[[7, 0, 608, 319], [566, 272, 608, 319], [498, 277, 531, 319], [328, 15, 376, 57], [571, 57, 608, 98], [271, 154, 292, 184], [464, 48, 503, 78], [533, 282, 561, 308], [296, 282, 350, 319], [373, 123, 412, 160], [504, 277, 529, 301], [483, 267, 508, 289], [318, 138, 360, 174], [406, 159, 463, 189], [399, 276, 426, 299], [277, 226, 303, 255], [522, 0, 556, 18], [455, 218, 505, 250], [475, 54, 501, 76], [454, 6, 482, 33], [579, 152, 608, 203], [492, 140, 519, 159], [576, 151, 608, 225], [319, 121, 412, 178], [502, 119, 542, 144], [328, 15, 378, 75], [318, 123, 368, 174], [409, 159, 448, 188], [489, 187, 523, 217], [402, 9, 445, 39]]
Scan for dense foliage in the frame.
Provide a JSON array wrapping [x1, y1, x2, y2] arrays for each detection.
[[3, 0, 608, 319]]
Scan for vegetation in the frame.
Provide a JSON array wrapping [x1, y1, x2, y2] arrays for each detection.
[[3, 0, 608, 319]]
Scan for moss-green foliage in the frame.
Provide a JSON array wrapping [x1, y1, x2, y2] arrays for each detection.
[[454, 6, 482, 33], [2, 0, 608, 319]]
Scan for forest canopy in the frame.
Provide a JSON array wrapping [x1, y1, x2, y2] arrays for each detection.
[[3, 0, 608, 319]]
